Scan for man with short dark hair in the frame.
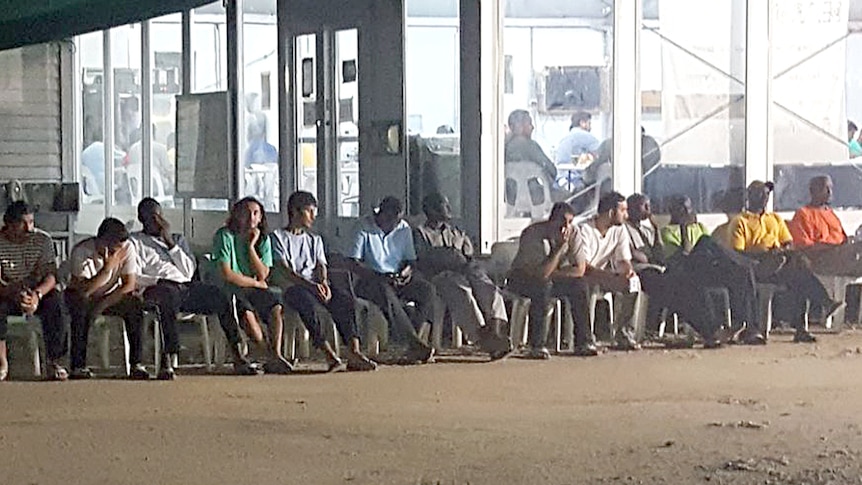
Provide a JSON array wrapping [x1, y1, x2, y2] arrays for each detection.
[[272, 191, 377, 372], [555, 111, 601, 190], [625, 193, 663, 267], [504, 109, 557, 183], [349, 196, 437, 364], [509, 202, 598, 359], [0, 202, 67, 381], [66, 218, 150, 380], [414, 193, 512, 360], [132, 198, 258, 379]]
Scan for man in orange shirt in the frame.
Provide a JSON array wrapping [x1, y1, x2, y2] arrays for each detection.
[[790, 175, 862, 276]]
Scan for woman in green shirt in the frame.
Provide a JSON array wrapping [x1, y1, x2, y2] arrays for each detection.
[[213, 197, 293, 374]]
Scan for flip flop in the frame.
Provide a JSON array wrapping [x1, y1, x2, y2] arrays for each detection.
[[346, 356, 378, 372], [327, 357, 347, 373]]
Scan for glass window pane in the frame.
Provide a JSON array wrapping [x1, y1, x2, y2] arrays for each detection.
[[79, 31, 106, 215], [111, 24, 143, 208], [406, 17, 461, 218], [502, 7, 613, 224], [241, 2, 279, 213], [640, 0, 746, 218], [296, 34, 317, 198], [191, 2, 230, 211], [149, 13, 182, 210], [773, 0, 856, 211], [336, 29, 359, 217], [192, 2, 227, 93]]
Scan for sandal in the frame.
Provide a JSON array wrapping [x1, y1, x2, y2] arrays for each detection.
[[327, 357, 347, 373]]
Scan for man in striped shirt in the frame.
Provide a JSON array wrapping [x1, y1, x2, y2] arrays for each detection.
[[0, 201, 67, 381]]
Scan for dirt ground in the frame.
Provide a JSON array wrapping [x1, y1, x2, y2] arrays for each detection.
[[3, 332, 862, 485]]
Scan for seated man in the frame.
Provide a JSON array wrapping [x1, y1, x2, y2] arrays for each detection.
[[508, 202, 598, 359], [0, 202, 68, 381], [66, 218, 150, 380], [789, 175, 862, 276], [624, 193, 664, 268], [572, 192, 643, 351], [349, 196, 436, 363], [271, 191, 376, 372], [661, 195, 758, 345], [504, 110, 557, 185], [413, 193, 512, 360], [132, 198, 258, 378], [728, 181, 841, 343]]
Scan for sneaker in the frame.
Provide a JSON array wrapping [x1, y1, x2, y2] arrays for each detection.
[[46, 363, 69, 381], [740, 331, 767, 346], [573, 343, 599, 357], [480, 333, 514, 361], [69, 367, 94, 380], [403, 344, 435, 364], [525, 347, 551, 360], [157, 367, 176, 381], [262, 357, 295, 375], [614, 338, 641, 351], [793, 330, 817, 343], [129, 364, 152, 380], [233, 361, 262, 376]]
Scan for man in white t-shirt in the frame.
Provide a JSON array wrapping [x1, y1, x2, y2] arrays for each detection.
[[66, 218, 150, 380], [132, 198, 259, 379], [571, 192, 642, 350], [272, 191, 377, 372]]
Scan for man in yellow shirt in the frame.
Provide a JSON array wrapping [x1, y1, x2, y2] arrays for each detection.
[[729, 181, 841, 344]]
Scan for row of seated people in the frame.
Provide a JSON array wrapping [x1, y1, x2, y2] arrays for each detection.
[[0, 174, 852, 381], [624, 177, 850, 348], [0, 189, 514, 381]]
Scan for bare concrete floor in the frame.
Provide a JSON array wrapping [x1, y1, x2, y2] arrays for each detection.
[[3, 332, 862, 485]]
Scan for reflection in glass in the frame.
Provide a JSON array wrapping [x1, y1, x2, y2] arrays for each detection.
[[502, 8, 614, 221], [336, 29, 360, 217], [640, 0, 745, 215], [241, 2, 279, 212]]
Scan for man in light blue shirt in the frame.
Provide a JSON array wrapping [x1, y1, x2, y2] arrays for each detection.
[[555, 111, 601, 191], [349, 196, 438, 363]]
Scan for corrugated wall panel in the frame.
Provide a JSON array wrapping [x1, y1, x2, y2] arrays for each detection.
[[0, 43, 61, 181]]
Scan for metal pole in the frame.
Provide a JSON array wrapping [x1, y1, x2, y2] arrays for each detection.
[[142, 20, 153, 198], [103, 30, 115, 218]]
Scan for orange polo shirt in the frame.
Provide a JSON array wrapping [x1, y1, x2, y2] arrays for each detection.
[[729, 210, 793, 252], [789, 205, 847, 247]]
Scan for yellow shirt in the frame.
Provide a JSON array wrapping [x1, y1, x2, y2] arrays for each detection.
[[729, 210, 792, 252]]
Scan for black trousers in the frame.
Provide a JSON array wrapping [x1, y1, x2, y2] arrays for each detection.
[[142, 281, 237, 354], [283, 285, 359, 348], [750, 252, 830, 331], [355, 273, 441, 348], [0, 290, 67, 362], [509, 275, 593, 349], [65, 290, 145, 370], [659, 237, 759, 336]]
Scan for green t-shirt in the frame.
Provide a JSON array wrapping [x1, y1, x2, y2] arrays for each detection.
[[212, 227, 273, 281], [660, 222, 709, 259]]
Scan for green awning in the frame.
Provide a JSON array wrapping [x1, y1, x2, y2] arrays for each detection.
[[0, 0, 214, 51]]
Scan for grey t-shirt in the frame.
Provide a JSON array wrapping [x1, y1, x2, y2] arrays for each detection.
[[271, 229, 326, 282]]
